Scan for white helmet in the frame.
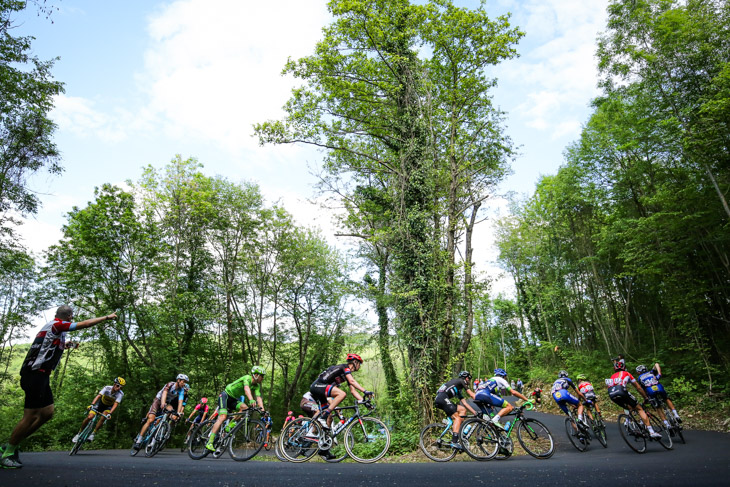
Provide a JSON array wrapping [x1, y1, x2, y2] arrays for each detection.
[[176, 373, 189, 382]]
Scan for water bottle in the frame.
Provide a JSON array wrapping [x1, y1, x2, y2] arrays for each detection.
[[463, 424, 473, 435], [504, 421, 511, 431]]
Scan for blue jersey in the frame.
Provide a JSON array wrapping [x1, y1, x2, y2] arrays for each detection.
[[551, 377, 575, 394], [637, 371, 665, 396]]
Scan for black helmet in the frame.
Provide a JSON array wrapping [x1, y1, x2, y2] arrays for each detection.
[[458, 370, 472, 380], [613, 357, 626, 371]]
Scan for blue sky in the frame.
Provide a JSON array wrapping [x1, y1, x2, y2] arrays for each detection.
[[14, 0, 609, 292]]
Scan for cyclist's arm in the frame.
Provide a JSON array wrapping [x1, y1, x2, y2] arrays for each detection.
[[176, 390, 186, 414], [186, 409, 196, 421], [345, 374, 365, 401], [108, 402, 120, 416], [243, 385, 257, 406], [160, 388, 169, 409], [513, 390, 529, 402], [632, 380, 649, 400], [90, 394, 101, 406], [653, 363, 662, 377], [459, 397, 478, 416], [73, 313, 117, 331]]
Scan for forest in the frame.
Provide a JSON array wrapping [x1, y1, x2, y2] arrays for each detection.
[[1, 0, 728, 452]]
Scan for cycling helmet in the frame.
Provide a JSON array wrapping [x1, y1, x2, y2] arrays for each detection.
[[346, 353, 363, 363], [493, 368, 507, 378], [576, 374, 587, 381], [114, 377, 126, 387], [200, 397, 208, 404], [176, 373, 189, 382], [613, 357, 626, 371], [251, 365, 266, 376], [458, 370, 472, 379], [558, 370, 569, 378], [636, 365, 648, 374]]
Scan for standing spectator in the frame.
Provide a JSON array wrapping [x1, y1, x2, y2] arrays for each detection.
[[516, 378, 524, 394], [473, 378, 481, 390], [1, 306, 116, 469], [510, 379, 516, 390]]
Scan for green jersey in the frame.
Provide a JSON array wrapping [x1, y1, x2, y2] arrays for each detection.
[[225, 375, 262, 401]]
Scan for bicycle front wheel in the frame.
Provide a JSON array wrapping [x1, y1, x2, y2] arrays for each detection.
[[344, 416, 390, 463], [279, 417, 320, 463], [229, 418, 266, 461], [593, 417, 608, 448], [618, 413, 646, 453], [419, 423, 456, 462], [188, 420, 213, 460], [145, 421, 169, 457], [648, 413, 672, 450], [459, 418, 498, 461], [565, 417, 587, 452], [517, 418, 554, 459], [70, 421, 93, 456]]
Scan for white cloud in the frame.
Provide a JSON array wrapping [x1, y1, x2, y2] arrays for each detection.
[[138, 0, 330, 153]]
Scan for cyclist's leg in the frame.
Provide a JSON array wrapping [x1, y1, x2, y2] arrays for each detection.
[[94, 409, 111, 432]]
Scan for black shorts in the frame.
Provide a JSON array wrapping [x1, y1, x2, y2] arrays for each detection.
[[608, 385, 637, 409], [434, 393, 458, 417], [310, 381, 337, 405], [20, 371, 54, 409], [217, 391, 240, 415]]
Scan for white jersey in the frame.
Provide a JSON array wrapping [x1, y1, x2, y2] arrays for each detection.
[[98, 385, 124, 407]]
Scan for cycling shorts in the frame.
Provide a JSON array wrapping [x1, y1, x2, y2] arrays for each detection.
[[644, 384, 668, 399], [217, 390, 241, 416], [310, 381, 338, 405], [608, 385, 638, 409], [552, 389, 579, 414], [474, 390, 507, 408], [20, 371, 54, 410], [434, 393, 458, 417], [90, 400, 112, 414], [583, 392, 597, 403], [148, 396, 182, 416], [300, 397, 318, 417]]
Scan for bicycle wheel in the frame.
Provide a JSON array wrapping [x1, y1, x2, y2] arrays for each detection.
[[419, 423, 456, 462], [70, 420, 93, 456], [517, 418, 554, 459], [145, 421, 169, 457], [188, 420, 214, 460], [593, 416, 608, 448], [666, 411, 685, 445], [617, 413, 646, 453], [494, 430, 513, 460], [274, 436, 288, 462], [648, 413, 672, 450], [279, 417, 320, 463], [325, 429, 349, 463], [459, 418, 498, 461], [565, 417, 587, 452], [344, 416, 390, 463], [229, 418, 266, 461], [181, 428, 192, 452]]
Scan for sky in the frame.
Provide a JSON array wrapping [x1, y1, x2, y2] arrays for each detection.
[[13, 0, 609, 300]]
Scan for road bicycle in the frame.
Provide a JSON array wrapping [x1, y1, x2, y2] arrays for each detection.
[[279, 395, 390, 464], [419, 415, 469, 462], [188, 408, 267, 461], [130, 409, 179, 457], [564, 405, 592, 452], [461, 401, 554, 460], [583, 400, 607, 448], [617, 407, 672, 453], [650, 396, 685, 444], [70, 409, 109, 456]]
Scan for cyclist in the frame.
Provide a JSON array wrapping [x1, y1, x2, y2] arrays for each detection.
[[551, 370, 588, 424], [133, 373, 189, 449], [206, 365, 267, 452], [635, 364, 682, 425], [72, 377, 126, 443], [184, 397, 210, 440], [300, 391, 336, 460], [434, 370, 478, 450], [606, 357, 661, 438], [576, 374, 602, 419], [310, 354, 371, 429], [475, 368, 530, 426]]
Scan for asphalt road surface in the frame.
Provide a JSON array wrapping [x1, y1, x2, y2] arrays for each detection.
[[2, 409, 729, 487]]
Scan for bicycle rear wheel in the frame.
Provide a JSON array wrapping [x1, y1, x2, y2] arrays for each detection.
[[617, 413, 646, 453], [648, 413, 672, 450], [145, 421, 169, 457], [229, 418, 266, 461], [279, 417, 320, 463], [188, 421, 213, 460], [70, 420, 93, 456], [593, 416, 608, 448], [344, 416, 390, 463], [419, 423, 456, 462], [517, 418, 554, 459], [565, 417, 587, 452], [666, 410, 685, 444], [459, 418, 498, 461]]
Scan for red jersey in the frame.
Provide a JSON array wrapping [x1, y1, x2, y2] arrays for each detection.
[[605, 371, 635, 388]]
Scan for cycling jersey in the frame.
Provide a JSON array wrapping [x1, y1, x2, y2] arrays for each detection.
[[225, 375, 262, 400], [551, 377, 576, 394], [605, 371, 638, 408], [316, 364, 351, 386], [552, 377, 579, 414], [156, 381, 187, 404], [475, 377, 509, 408], [98, 385, 124, 407], [578, 381, 597, 401], [605, 371, 636, 389], [436, 378, 470, 400], [21, 319, 77, 375], [194, 403, 210, 414]]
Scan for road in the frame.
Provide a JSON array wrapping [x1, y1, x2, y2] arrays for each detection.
[[2, 410, 729, 486]]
